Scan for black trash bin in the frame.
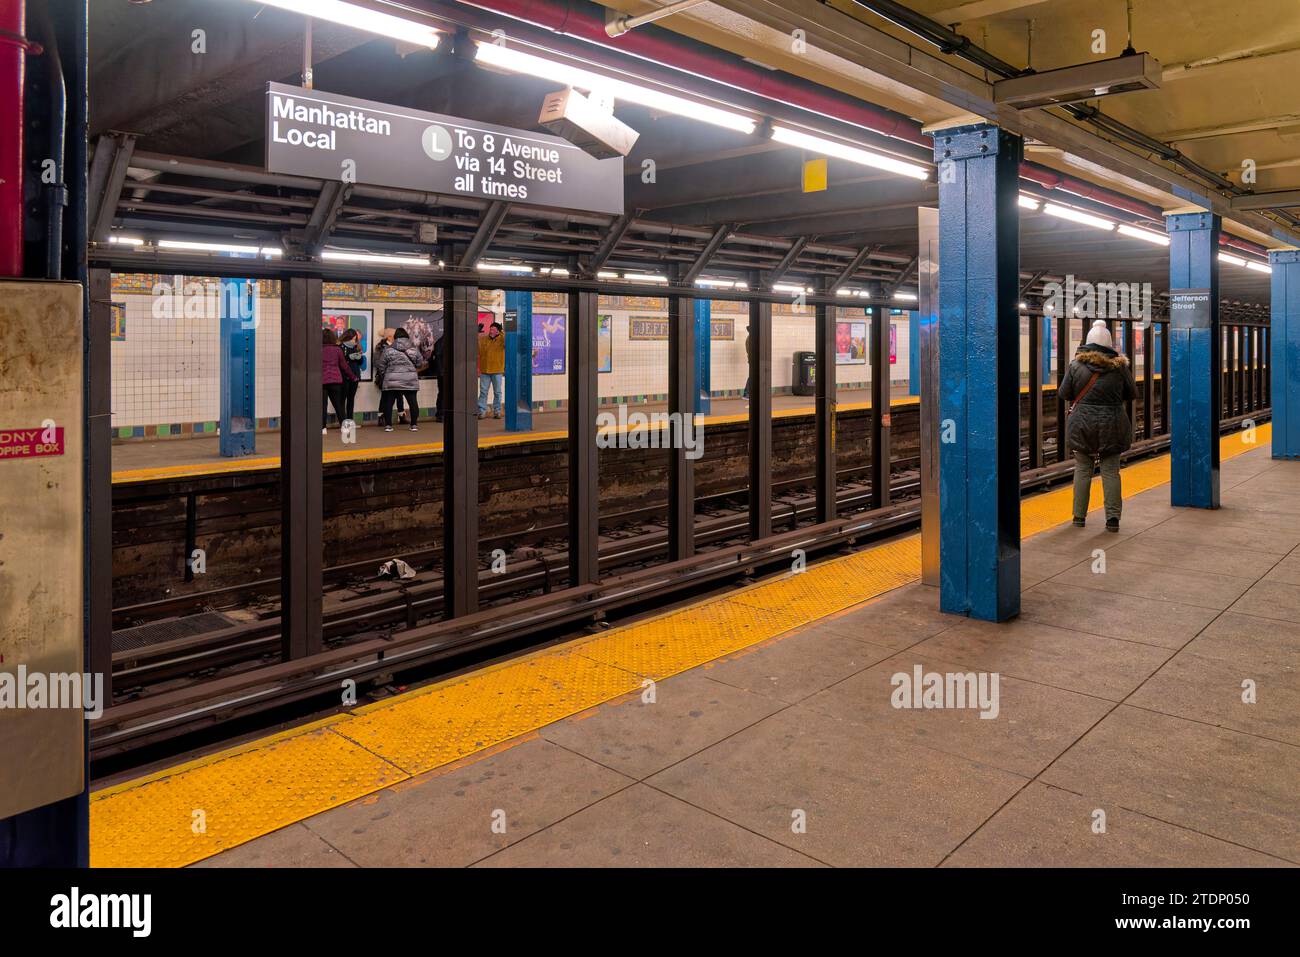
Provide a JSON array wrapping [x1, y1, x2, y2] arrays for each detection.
[[792, 350, 816, 396]]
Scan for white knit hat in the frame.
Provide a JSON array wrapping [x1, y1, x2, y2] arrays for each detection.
[[1085, 319, 1113, 350]]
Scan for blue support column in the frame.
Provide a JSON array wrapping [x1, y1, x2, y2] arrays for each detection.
[[908, 312, 921, 396], [1271, 250, 1300, 458], [1041, 314, 1052, 381], [219, 278, 256, 456], [1166, 213, 1222, 507], [694, 298, 711, 414], [504, 290, 533, 432], [932, 123, 1023, 621]]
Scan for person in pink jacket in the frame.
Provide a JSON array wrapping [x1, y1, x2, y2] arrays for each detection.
[[322, 327, 358, 435]]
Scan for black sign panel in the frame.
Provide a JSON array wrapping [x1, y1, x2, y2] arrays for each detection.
[[1169, 288, 1213, 329], [265, 82, 624, 216]]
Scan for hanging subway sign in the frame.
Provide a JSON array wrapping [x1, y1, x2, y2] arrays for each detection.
[[265, 82, 624, 216]]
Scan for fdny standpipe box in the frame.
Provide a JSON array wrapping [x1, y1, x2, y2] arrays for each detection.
[[0, 280, 85, 819]]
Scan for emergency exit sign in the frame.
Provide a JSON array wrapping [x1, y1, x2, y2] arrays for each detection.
[[265, 82, 625, 216]]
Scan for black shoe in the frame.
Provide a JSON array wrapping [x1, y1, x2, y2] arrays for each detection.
[[1105, 518, 1120, 533], [1072, 517, 1086, 528]]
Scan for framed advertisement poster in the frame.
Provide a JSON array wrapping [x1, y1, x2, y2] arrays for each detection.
[[533, 312, 566, 374], [323, 309, 373, 380], [598, 313, 613, 373], [836, 320, 867, 365], [385, 308, 443, 377]]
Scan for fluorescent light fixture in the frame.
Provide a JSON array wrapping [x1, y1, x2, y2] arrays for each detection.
[[322, 249, 431, 266], [109, 234, 144, 246], [250, 1, 440, 48], [158, 239, 281, 256], [835, 288, 855, 296], [695, 278, 739, 288], [477, 262, 534, 273], [770, 125, 929, 180], [1019, 302, 1028, 310], [475, 41, 755, 134], [1218, 252, 1246, 267], [624, 272, 668, 283], [1043, 202, 1115, 231], [772, 282, 812, 294], [1117, 224, 1170, 246], [1018, 194, 1041, 210], [893, 291, 918, 301], [597, 270, 619, 280], [539, 267, 570, 276], [1246, 261, 1272, 274]]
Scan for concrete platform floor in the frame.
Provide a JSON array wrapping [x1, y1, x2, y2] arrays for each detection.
[[109, 387, 912, 476], [197, 444, 1300, 868]]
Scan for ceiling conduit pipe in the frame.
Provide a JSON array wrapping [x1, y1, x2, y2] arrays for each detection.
[[0, 0, 28, 276]]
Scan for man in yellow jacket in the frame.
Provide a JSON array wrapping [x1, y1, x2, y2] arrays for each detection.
[[477, 320, 506, 419]]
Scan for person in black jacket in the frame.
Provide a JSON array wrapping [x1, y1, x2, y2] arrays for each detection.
[[1059, 319, 1138, 532], [339, 328, 364, 424]]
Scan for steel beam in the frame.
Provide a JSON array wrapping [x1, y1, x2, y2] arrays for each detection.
[[87, 269, 113, 701], [568, 289, 599, 586], [681, 223, 733, 285], [87, 132, 135, 243], [301, 180, 349, 256], [1271, 250, 1300, 458], [830, 244, 877, 291], [459, 201, 511, 268], [769, 236, 809, 286], [917, 205, 941, 584], [1056, 312, 1069, 461], [1027, 308, 1043, 468], [668, 291, 696, 560], [1160, 321, 1171, 434], [933, 123, 1022, 621], [444, 284, 480, 615], [747, 299, 773, 540], [871, 305, 892, 506], [1167, 212, 1222, 508], [280, 275, 323, 660], [503, 290, 533, 431], [1142, 322, 1155, 439], [584, 213, 633, 275], [815, 297, 837, 522], [1124, 319, 1137, 438]]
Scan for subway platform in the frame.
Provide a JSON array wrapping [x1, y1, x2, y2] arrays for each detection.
[[89, 425, 1298, 868]]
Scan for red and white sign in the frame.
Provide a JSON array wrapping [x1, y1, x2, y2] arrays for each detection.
[[0, 425, 65, 459]]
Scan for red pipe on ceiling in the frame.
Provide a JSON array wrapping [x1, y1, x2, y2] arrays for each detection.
[[0, 0, 25, 276]]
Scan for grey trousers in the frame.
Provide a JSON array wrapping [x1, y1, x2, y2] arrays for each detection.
[[1073, 451, 1123, 522]]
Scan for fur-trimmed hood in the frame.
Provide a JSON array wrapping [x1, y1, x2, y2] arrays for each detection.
[[1074, 345, 1130, 371]]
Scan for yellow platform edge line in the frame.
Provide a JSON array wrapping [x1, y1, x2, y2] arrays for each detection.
[[91, 423, 1269, 866]]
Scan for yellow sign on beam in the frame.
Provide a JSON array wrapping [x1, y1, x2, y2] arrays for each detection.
[[803, 157, 827, 193]]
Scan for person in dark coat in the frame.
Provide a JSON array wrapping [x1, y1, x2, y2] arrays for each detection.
[[374, 327, 423, 432], [338, 328, 364, 424], [1059, 319, 1138, 532], [321, 327, 358, 435], [431, 332, 445, 423]]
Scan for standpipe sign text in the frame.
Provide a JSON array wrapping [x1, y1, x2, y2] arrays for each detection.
[[265, 82, 623, 216]]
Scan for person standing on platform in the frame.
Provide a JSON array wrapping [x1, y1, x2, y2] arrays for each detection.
[[477, 321, 506, 419], [321, 327, 358, 435], [339, 327, 364, 424], [1060, 319, 1137, 532], [375, 328, 407, 426], [375, 327, 423, 433]]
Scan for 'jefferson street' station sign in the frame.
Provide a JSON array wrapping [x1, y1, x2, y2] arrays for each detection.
[[265, 82, 624, 216]]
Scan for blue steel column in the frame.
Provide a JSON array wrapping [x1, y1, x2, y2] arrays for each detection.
[[1271, 250, 1300, 458], [694, 298, 711, 414], [1167, 212, 1222, 507], [1041, 315, 1052, 381], [503, 290, 533, 431], [908, 312, 920, 396], [932, 123, 1022, 621], [219, 277, 256, 455]]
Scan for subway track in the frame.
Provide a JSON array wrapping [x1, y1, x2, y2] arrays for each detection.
[[92, 405, 1266, 767]]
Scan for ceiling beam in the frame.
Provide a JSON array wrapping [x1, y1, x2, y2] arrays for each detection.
[[829, 244, 877, 290], [767, 236, 810, 284], [583, 214, 634, 276], [88, 133, 137, 243], [459, 201, 512, 267], [300, 181, 349, 256], [681, 223, 735, 285], [883, 255, 918, 295], [1231, 189, 1300, 211]]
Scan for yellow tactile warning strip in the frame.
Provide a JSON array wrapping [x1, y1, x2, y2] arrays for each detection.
[[90, 423, 1269, 867]]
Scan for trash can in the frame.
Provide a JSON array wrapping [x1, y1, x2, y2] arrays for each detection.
[[793, 350, 816, 396]]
